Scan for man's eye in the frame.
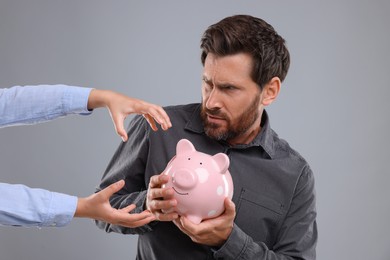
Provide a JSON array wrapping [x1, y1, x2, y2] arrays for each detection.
[[202, 80, 213, 89], [223, 85, 236, 91]]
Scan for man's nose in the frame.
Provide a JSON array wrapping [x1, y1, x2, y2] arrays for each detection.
[[205, 88, 222, 110]]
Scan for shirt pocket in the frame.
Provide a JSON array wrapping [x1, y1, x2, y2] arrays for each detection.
[[235, 188, 284, 246]]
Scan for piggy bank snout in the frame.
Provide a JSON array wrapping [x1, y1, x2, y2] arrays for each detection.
[[172, 169, 198, 189]]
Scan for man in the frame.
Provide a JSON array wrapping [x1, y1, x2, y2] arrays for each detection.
[[0, 84, 171, 228], [96, 15, 317, 259]]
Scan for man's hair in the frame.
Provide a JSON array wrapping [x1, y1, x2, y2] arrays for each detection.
[[200, 15, 290, 90]]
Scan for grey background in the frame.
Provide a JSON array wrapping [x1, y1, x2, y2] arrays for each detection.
[[0, 1, 389, 259]]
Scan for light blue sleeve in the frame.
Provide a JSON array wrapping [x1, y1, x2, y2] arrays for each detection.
[[0, 183, 77, 227], [0, 84, 93, 128]]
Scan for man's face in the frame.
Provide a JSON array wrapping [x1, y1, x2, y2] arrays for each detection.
[[201, 53, 263, 145]]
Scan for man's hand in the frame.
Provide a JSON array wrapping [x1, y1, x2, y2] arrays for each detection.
[[87, 89, 172, 141], [173, 198, 236, 247], [146, 174, 178, 221], [75, 180, 155, 228]]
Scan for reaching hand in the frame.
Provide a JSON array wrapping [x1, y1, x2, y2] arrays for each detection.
[[87, 89, 172, 141], [75, 180, 155, 228]]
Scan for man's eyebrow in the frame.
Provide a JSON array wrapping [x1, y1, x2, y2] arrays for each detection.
[[202, 75, 211, 83], [202, 76, 240, 89]]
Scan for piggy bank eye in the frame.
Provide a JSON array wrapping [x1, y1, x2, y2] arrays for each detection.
[[199, 162, 203, 165], [188, 158, 191, 160]]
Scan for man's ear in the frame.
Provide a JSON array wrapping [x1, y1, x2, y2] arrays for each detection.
[[261, 77, 281, 106]]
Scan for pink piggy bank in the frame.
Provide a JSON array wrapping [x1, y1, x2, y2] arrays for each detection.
[[162, 139, 233, 224]]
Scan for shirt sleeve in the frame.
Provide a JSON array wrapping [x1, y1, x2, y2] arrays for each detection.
[[214, 165, 317, 259], [0, 183, 77, 227], [0, 84, 92, 128], [95, 115, 153, 234]]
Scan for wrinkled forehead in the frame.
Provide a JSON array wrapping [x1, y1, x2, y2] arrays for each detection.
[[203, 53, 254, 85]]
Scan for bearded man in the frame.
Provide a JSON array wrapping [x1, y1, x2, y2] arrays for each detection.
[[96, 14, 317, 260]]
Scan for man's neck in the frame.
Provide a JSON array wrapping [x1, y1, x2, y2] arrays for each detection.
[[227, 118, 262, 146]]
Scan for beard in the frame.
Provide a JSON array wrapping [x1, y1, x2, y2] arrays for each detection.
[[200, 95, 261, 141]]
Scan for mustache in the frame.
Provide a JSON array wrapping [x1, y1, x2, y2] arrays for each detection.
[[204, 108, 228, 119], [204, 108, 221, 116]]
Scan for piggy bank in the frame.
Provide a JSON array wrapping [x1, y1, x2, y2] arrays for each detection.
[[162, 139, 233, 224]]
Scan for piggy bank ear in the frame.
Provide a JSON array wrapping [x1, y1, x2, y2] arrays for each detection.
[[176, 139, 196, 155], [213, 153, 230, 173]]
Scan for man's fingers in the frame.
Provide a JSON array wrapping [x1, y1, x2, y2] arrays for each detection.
[[154, 211, 178, 222], [173, 217, 191, 236], [148, 196, 176, 210], [149, 174, 169, 189], [224, 198, 236, 216], [149, 186, 174, 200]]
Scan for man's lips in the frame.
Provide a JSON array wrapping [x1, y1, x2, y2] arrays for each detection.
[[207, 113, 226, 121]]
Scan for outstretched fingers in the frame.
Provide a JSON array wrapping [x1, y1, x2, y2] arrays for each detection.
[[115, 208, 156, 228]]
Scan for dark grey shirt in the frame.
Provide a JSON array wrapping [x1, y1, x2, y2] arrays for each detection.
[[96, 103, 317, 260]]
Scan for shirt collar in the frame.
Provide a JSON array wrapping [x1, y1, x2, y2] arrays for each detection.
[[185, 104, 275, 159]]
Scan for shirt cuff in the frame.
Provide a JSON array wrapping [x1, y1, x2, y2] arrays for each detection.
[[43, 192, 77, 227], [62, 86, 93, 115], [213, 224, 248, 259]]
